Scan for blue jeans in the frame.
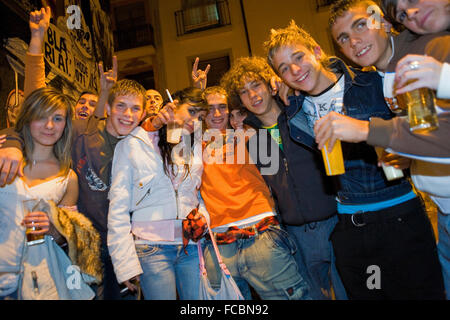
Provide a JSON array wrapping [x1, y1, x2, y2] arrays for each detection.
[[286, 215, 348, 300], [0, 289, 18, 300], [92, 242, 131, 300], [438, 211, 450, 299], [136, 244, 200, 300], [203, 225, 311, 300]]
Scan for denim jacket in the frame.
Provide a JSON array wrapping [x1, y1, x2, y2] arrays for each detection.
[[244, 99, 337, 226], [287, 57, 412, 205]]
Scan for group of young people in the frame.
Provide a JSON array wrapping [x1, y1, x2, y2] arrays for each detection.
[[0, 0, 449, 300]]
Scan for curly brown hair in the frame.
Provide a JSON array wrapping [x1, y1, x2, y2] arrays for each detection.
[[220, 56, 276, 110]]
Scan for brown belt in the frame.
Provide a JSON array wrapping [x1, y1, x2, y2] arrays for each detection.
[[206, 216, 279, 245]]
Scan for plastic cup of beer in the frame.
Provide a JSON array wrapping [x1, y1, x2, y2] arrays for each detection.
[[23, 199, 45, 246], [396, 80, 439, 133], [166, 120, 183, 144], [374, 147, 404, 181], [321, 139, 345, 176]]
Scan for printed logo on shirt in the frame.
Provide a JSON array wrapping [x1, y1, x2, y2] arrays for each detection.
[[303, 75, 346, 135], [76, 156, 108, 192], [86, 167, 108, 191]]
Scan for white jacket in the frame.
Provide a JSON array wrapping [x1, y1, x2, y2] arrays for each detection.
[[107, 126, 204, 283]]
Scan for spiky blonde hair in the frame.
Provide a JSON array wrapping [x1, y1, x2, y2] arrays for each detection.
[[263, 20, 328, 74]]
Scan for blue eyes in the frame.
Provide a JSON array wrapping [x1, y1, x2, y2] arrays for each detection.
[[397, 11, 407, 22], [356, 21, 366, 30]]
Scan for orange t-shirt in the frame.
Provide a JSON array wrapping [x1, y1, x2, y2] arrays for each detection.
[[141, 122, 275, 228], [200, 133, 275, 228]]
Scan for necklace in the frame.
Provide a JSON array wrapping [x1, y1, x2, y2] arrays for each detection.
[[31, 156, 55, 166]]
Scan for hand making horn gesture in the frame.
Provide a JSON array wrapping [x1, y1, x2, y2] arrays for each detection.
[[192, 57, 210, 90], [98, 55, 118, 92]]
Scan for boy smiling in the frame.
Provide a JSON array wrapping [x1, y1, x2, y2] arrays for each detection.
[[330, 0, 394, 70], [264, 21, 444, 299], [221, 56, 347, 300]]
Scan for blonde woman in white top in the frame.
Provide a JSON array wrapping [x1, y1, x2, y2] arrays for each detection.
[[0, 87, 78, 299]]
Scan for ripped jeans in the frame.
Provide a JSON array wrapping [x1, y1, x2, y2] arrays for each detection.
[[203, 225, 311, 300]]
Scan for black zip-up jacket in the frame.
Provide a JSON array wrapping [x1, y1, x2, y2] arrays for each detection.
[[244, 98, 337, 226]]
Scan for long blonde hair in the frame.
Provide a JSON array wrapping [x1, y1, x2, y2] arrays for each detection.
[[15, 87, 75, 176]]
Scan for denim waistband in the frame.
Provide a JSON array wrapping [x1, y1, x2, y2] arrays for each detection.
[[337, 191, 417, 214], [337, 180, 413, 205]]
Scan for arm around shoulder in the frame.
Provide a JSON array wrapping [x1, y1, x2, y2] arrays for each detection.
[[0, 127, 24, 150], [0, 128, 25, 186]]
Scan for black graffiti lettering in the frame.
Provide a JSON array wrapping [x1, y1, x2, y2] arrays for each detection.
[[46, 27, 54, 45], [75, 69, 86, 86], [57, 53, 67, 73], [59, 37, 67, 53], [44, 42, 54, 64], [45, 26, 71, 76], [48, 28, 68, 55]]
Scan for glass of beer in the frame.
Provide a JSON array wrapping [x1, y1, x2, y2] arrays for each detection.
[[396, 80, 439, 133], [23, 199, 45, 246], [166, 120, 183, 144], [321, 139, 345, 176], [374, 147, 404, 181]]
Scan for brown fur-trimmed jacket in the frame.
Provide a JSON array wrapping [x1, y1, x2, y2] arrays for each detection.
[[42, 200, 103, 284]]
